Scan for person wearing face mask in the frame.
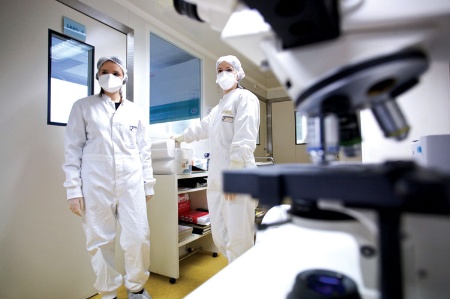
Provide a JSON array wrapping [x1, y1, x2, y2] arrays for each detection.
[[62, 56, 155, 299], [172, 55, 260, 263]]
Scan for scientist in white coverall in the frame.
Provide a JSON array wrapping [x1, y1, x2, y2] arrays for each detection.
[[174, 55, 260, 263], [63, 56, 155, 299]]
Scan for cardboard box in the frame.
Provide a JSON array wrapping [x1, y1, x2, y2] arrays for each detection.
[[178, 210, 210, 225], [178, 193, 190, 214]]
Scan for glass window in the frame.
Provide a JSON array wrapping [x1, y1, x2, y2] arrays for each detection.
[[149, 33, 201, 137], [47, 30, 94, 126], [295, 112, 308, 144]]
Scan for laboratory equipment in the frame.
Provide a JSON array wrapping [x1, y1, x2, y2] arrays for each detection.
[[173, 1, 450, 298]]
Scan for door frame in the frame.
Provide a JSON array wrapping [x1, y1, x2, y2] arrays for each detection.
[[56, 0, 135, 101]]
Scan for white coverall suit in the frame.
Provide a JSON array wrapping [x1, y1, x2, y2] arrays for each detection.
[[183, 88, 260, 263], [63, 94, 155, 299]]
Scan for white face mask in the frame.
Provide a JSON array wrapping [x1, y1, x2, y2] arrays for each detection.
[[216, 71, 237, 91], [98, 74, 123, 93]]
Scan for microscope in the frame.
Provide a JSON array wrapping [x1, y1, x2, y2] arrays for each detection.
[[174, 1, 450, 298]]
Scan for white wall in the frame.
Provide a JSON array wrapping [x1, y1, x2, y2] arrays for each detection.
[[254, 99, 268, 158], [271, 101, 312, 164], [0, 1, 98, 298]]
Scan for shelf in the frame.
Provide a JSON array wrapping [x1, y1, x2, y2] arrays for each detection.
[[178, 234, 200, 247], [178, 187, 207, 194], [148, 173, 217, 281], [177, 172, 207, 193], [177, 172, 208, 179], [179, 247, 202, 262], [178, 231, 212, 247]]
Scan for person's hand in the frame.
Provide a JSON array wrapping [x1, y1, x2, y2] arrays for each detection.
[[224, 160, 245, 201], [224, 193, 237, 201], [170, 135, 185, 147], [146, 195, 153, 202], [68, 197, 84, 217]]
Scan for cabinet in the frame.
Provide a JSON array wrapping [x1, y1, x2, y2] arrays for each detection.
[[147, 173, 218, 283]]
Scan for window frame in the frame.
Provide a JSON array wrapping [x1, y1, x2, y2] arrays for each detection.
[[295, 111, 308, 144], [47, 29, 95, 126], [149, 32, 202, 127]]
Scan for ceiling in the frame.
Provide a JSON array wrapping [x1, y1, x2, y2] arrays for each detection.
[[125, 0, 283, 93]]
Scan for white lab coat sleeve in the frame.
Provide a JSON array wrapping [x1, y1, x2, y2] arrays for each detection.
[[62, 100, 86, 200], [137, 118, 156, 196], [183, 110, 212, 143], [230, 91, 260, 165]]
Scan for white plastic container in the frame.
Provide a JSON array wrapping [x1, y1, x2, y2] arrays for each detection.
[[412, 134, 450, 173], [175, 148, 193, 174]]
